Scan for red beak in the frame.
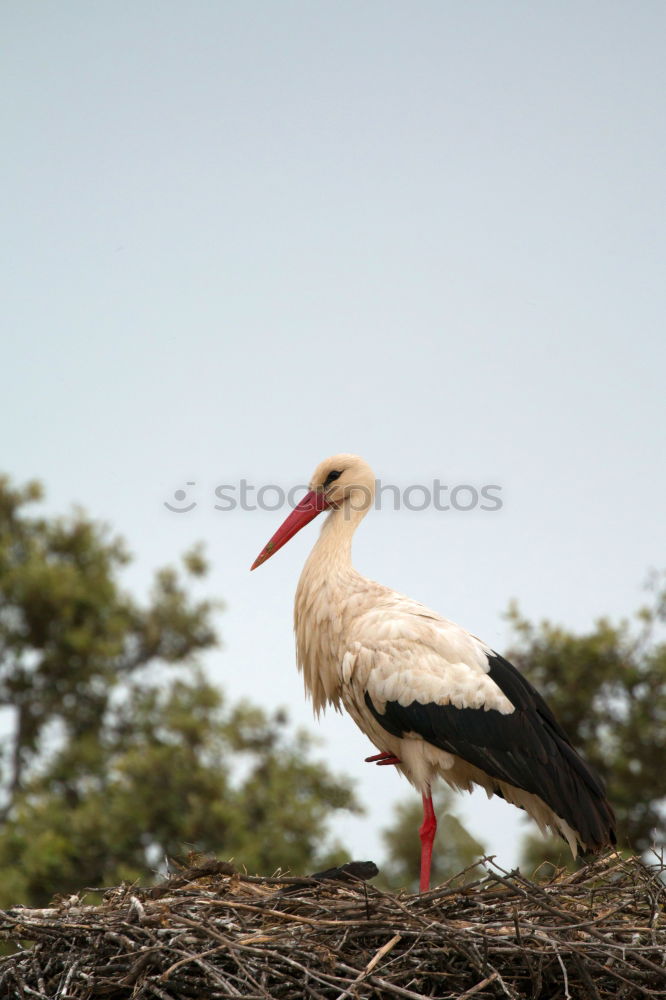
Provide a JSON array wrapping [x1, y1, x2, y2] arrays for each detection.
[[250, 490, 329, 570]]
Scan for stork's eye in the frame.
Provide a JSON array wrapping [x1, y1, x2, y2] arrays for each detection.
[[323, 470, 342, 487]]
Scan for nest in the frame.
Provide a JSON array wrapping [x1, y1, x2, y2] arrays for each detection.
[[1, 854, 664, 999]]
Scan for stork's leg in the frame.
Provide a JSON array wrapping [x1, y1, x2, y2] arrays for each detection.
[[419, 791, 437, 892]]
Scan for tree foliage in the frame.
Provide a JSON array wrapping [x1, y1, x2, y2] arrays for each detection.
[[0, 476, 360, 906], [0, 476, 215, 809], [0, 673, 360, 906], [505, 578, 666, 870]]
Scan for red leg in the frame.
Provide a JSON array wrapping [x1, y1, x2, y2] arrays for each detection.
[[419, 791, 437, 892], [365, 751, 401, 766]]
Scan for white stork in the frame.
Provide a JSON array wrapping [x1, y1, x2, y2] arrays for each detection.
[[251, 454, 616, 890]]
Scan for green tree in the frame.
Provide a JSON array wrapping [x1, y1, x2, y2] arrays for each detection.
[[505, 577, 666, 871], [380, 789, 485, 892], [0, 476, 216, 812], [0, 476, 360, 906], [0, 672, 359, 906]]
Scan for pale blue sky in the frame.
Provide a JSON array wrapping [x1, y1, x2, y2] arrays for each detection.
[[3, 2, 665, 869]]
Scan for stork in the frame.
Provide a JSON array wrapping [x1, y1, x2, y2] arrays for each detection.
[[251, 454, 616, 891]]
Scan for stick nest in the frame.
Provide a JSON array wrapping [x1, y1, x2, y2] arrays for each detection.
[[1, 854, 664, 999]]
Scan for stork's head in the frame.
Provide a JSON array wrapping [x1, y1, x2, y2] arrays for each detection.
[[309, 453, 375, 511], [250, 453, 375, 570]]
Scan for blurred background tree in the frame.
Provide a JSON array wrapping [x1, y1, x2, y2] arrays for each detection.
[[505, 579, 666, 874], [0, 476, 359, 906]]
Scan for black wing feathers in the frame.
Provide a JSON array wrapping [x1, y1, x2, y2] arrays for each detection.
[[364, 652, 615, 851]]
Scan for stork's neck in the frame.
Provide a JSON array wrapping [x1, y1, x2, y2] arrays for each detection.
[[304, 504, 366, 577], [296, 503, 369, 616], [295, 504, 369, 714]]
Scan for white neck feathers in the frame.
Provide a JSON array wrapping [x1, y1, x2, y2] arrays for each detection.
[[294, 505, 368, 713]]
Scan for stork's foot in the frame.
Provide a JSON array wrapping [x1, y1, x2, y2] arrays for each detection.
[[365, 750, 402, 766]]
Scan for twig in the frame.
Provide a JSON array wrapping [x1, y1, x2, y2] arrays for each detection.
[[457, 971, 500, 999], [334, 932, 402, 1000]]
